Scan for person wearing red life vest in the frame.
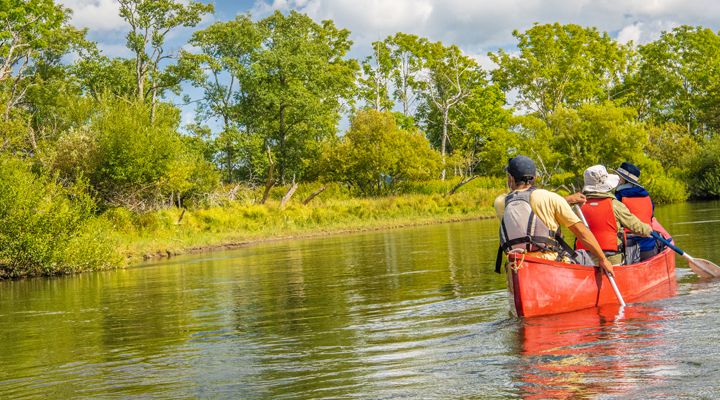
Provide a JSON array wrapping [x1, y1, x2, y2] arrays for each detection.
[[578, 165, 653, 266], [611, 162, 659, 261]]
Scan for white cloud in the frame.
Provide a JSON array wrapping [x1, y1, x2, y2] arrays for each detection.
[[466, 51, 498, 72], [617, 22, 643, 44], [61, 0, 125, 31], [250, 0, 720, 57], [182, 43, 202, 54], [183, 112, 195, 125]]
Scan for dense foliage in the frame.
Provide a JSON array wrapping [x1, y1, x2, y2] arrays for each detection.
[[0, 158, 120, 277], [2, 0, 719, 275], [318, 110, 441, 194]]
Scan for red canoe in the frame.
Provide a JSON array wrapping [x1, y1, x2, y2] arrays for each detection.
[[504, 219, 676, 318]]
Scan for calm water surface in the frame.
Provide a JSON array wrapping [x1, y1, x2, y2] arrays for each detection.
[[3, 202, 720, 398]]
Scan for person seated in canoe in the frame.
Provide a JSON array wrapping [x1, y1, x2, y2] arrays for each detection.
[[494, 156, 615, 277], [579, 165, 653, 266], [611, 162, 660, 261]]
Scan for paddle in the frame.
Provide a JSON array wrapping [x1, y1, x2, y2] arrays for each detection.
[[573, 205, 627, 307], [650, 231, 720, 278]]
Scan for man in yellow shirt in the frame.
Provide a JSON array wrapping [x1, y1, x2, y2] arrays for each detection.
[[495, 156, 615, 277]]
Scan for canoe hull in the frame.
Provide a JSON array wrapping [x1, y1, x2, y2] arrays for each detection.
[[506, 219, 677, 318], [505, 246, 675, 318]]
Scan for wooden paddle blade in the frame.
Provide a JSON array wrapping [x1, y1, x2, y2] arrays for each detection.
[[688, 258, 720, 278]]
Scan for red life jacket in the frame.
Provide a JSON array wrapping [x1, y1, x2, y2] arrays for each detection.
[[577, 198, 624, 252], [621, 196, 653, 228]]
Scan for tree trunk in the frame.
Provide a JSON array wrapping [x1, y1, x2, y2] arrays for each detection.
[[226, 141, 233, 183], [448, 175, 478, 195], [375, 76, 381, 111], [151, 87, 157, 124], [281, 175, 298, 207], [302, 184, 328, 205], [279, 105, 286, 186], [440, 107, 448, 181], [260, 146, 275, 205], [136, 54, 144, 102], [374, 42, 381, 111], [225, 119, 233, 182], [402, 57, 410, 116]]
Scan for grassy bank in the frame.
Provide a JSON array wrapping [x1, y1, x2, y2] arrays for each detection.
[[0, 176, 505, 277], [108, 183, 505, 261]]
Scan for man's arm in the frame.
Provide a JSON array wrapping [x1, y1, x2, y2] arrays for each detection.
[[494, 194, 506, 219], [568, 222, 616, 277], [564, 193, 586, 206]]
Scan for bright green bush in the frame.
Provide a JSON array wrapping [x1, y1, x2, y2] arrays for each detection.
[[0, 157, 121, 277], [551, 102, 648, 179], [631, 157, 688, 203], [48, 98, 219, 210], [319, 110, 442, 195], [686, 136, 720, 198]]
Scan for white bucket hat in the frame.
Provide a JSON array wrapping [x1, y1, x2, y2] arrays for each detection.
[[583, 165, 621, 193]]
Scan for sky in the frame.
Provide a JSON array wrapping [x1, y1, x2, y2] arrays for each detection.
[[59, 0, 720, 128]]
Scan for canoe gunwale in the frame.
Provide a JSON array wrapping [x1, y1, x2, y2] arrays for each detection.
[[507, 246, 674, 272]]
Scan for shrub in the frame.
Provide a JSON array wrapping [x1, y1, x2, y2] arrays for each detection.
[[686, 136, 720, 199], [0, 157, 120, 276], [550, 102, 648, 179], [632, 157, 688, 203], [47, 98, 219, 211], [319, 110, 442, 195]]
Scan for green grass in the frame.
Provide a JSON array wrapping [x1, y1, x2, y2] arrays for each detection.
[[106, 183, 505, 262]]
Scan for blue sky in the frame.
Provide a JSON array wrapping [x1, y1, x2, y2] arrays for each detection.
[[61, 0, 720, 131]]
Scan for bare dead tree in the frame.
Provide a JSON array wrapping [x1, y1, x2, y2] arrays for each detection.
[[302, 184, 328, 205], [175, 208, 185, 225], [424, 50, 474, 181], [260, 146, 275, 205], [447, 175, 478, 195], [281, 175, 298, 207], [531, 149, 561, 188]]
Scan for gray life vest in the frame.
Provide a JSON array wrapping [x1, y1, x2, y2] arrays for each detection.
[[495, 187, 577, 273]]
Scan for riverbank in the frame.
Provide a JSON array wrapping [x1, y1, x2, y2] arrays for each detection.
[[110, 190, 504, 262], [0, 177, 507, 278]]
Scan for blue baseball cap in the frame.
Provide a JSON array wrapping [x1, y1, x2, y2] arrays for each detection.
[[505, 156, 536, 181]]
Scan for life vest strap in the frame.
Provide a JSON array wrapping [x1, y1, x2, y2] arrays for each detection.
[[495, 233, 579, 274]]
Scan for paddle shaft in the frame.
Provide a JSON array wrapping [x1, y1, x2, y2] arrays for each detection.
[[650, 221, 720, 277], [573, 205, 627, 307], [650, 231, 712, 273], [651, 231, 685, 256]]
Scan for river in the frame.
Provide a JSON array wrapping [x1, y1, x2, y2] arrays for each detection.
[[2, 201, 720, 398]]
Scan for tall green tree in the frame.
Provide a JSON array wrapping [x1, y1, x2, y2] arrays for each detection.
[[387, 32, 429, 118], [626, 25, 720, 134], [549, 102, 646, 180], [489, 23, 634, 121], [359, 39, 393, 111], [418, 42, 482, 180], [319, 110, 441, 194], [118, 0, 214, 121], [72, 56, 138, 99], [453, 83, 514, 176], [182, 13, 260, 182], [248, 10, 359, 184], [0, 0, 84, 118]]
